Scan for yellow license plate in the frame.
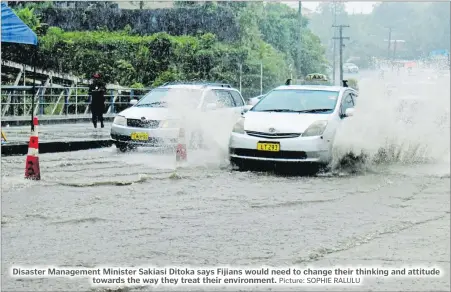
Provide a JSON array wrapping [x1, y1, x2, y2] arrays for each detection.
[[257, 142, 280, 152], [131, 132, 149, 141]]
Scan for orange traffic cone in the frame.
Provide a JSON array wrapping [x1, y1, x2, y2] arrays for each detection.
[[1, 129, 7, 144], [175, 128, 187, 163], [25, 117, 40, 180]]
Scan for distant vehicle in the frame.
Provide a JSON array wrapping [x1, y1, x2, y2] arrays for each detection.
[[228, 79, 358, 173], [343, 63, 359, 73], [111, 82, 246, 152], [247, 94, 265, 106]]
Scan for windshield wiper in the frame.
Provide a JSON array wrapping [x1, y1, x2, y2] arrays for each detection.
[[136, 101, 167, 107], [297, 108, 334, 113], [258, 109, 301, 112], [257, 108, 333, 113]]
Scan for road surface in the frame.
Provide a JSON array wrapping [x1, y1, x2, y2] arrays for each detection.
[[1, 69, 450, 291], [2, 123, 111, 144]]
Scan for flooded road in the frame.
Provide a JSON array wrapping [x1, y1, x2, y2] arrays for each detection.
[[1, 147, 449, 291], [1, 69, 450, 291]]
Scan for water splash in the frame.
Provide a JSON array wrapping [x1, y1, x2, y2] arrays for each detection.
[[331, 68, 450, 173], [164, 88, 240, 165]]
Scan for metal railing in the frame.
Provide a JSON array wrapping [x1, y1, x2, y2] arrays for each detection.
[[0, 86, 151, 117]]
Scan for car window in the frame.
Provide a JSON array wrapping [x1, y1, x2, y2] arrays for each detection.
[[135, 88, 202, 109], [340, 92, 355, 116], [203, 90, 219, 105], [213, 89, 235, 107], [252, 89, 339, 113], [202, 90, 233, 109], [229, 90, 244, 107]]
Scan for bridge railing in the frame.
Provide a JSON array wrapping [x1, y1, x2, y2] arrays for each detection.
[[0, 86, 151, 117]]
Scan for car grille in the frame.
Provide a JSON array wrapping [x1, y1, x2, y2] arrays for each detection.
[[246, 131, 301, 139], [127, 119, 160, 128], [230, 148, 307, 159]]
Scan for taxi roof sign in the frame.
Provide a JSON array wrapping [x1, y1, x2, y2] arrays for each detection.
[[305, 73, 328, 81]]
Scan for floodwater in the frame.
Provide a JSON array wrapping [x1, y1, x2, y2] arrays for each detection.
[[1, 69, 450, 291]]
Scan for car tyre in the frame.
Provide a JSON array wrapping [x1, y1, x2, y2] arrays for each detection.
[[230, 157, 249, 171], [116, 142, 128, 153], [128, 144, 138, 152]]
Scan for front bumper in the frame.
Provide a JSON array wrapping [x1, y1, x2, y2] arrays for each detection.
[[110, 123, 179, 147], [228, 132, 332, 163]]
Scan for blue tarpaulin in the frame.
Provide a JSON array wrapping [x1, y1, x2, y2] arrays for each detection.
[[1, 2, 38, 45], [429, 49, 449, 57]]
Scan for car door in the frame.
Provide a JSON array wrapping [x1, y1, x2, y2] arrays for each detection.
[[339, 90, 355, 119]]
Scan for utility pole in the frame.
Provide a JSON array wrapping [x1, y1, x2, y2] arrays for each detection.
[[333, 25, 350, 86], [393, 40, 398, 60], [238, 63, 242, 93], [260, 62, 263, 95], [332, 2, 337, 85], [298, 1, 302, 78], [387, 27, 393, 59]]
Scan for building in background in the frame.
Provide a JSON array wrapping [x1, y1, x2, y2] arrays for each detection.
[[283, 2, 315, 18]]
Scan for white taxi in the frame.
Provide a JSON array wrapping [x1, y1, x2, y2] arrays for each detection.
[[111, 82, 245, 152], [228, 82, 358, 172]]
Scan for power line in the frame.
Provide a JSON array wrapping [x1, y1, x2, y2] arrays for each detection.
[[332, 24, 350, 87]]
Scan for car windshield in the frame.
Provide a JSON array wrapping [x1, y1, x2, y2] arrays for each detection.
[[135, 88, 202, 109], [251, 89, 339, 113]]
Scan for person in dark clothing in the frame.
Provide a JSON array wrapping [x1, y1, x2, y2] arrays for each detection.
[[89, 73, 107, 128]]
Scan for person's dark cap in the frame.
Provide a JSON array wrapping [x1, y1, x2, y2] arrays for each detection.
[[93, 73, 101, 79]]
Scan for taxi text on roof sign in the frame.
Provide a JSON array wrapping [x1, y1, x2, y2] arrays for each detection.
[[305, 73, 328, 81], [301, 73, 332, 86]]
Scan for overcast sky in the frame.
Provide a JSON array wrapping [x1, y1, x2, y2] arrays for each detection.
[[297, 2, 378, 14]]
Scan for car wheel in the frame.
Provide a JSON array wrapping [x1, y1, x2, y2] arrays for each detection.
[[128, 144, 138, 152], [230, 157, 249, 171], [116, 142, 128, 153]]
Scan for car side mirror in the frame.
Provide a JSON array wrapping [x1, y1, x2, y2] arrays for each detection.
[[241, 105, 253, 115], [206, 103, 218, 111], [345, 108, 355, 117], [129, 99, 138, 106]]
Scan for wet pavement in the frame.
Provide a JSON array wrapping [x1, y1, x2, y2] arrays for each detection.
[[1, 69, 450, 291], [1, 123, 111, 144], [1, 147, 449, 291]]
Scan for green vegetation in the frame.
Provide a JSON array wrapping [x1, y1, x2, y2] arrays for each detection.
[[2, 2, 329, 98]]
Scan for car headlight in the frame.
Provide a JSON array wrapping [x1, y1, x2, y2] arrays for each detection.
[[302, 120, 328, 137], [232, 117, 245, 134], [113, 115, 127, 126], [160, 119, 180, 128]]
